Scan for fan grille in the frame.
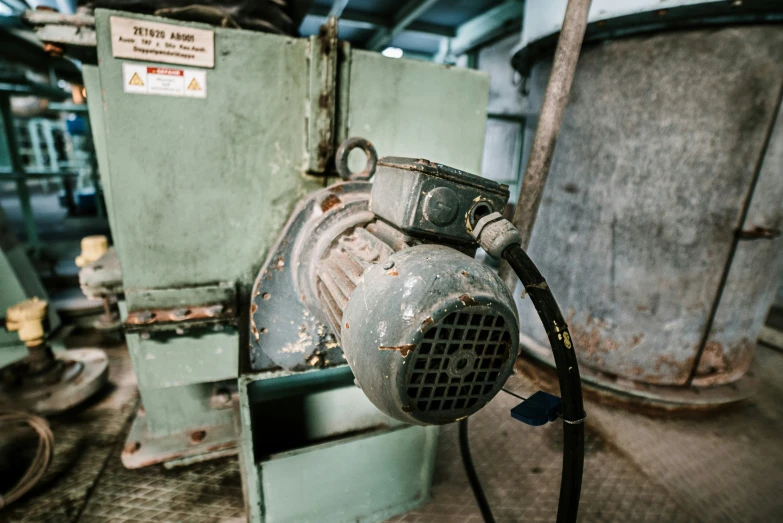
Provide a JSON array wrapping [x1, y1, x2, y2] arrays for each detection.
[[405, 307, 513, 420]]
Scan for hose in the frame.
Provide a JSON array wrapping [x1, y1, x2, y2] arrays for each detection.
[[502, 243, 585, 523], [0, 410, 54, 509]]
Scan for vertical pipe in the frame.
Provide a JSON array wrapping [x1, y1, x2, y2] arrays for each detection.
[[0, 95, 40, 250], [500, 0, 592, 287]]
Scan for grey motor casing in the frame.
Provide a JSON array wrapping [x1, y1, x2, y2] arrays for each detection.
[[340, 244, 519, 425]]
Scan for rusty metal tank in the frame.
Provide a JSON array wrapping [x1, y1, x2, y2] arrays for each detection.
[[514, 25, 783, 408]]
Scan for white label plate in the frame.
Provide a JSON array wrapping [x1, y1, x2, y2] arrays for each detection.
[[122, 63, 207, 98], [110, 16, 214, 68]]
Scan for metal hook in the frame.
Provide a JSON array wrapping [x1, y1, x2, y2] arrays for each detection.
[[335, 137, 378, 181]]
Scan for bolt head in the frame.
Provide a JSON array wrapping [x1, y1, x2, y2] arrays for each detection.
[[423, 187, 459, 226], [383, 260, 395, 270]]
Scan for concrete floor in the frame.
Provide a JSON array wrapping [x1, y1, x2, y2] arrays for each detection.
[[2, 333, 781, 522]]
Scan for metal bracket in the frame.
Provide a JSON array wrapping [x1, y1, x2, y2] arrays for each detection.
[[306, 16, 339, 174], [124, 282, 237, 333]]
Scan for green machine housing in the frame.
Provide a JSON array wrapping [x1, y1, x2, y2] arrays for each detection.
[[85, 9, 489, 519]]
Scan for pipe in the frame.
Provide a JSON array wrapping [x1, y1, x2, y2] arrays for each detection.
[[500, 0, 592, 287]]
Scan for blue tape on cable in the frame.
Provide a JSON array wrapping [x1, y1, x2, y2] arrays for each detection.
[[510, 390, 562, 426]]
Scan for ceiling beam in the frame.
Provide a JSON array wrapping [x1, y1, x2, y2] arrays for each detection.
[[365, 0, 441, 51], [305, 5, 453, 39], [435, 0, 523, 62]]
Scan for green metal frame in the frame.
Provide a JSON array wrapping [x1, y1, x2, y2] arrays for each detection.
[[88, 11, 488, 516], [238, 366, 439, 522]]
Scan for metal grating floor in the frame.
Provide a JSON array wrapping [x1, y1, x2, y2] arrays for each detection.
[[2, 343, 781, 522]]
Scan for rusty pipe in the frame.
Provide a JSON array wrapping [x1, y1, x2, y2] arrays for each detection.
[[500, 0, 592, 288]]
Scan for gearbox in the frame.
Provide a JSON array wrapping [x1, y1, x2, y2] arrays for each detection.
[[250, 149, 519, 425]]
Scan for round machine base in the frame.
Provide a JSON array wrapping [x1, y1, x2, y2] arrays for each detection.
[[0, 348, 110, 415], [518, 334, 759, 413]]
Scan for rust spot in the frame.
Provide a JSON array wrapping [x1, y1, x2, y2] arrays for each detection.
[[516, 356, 743, 417], [345, 323, 350, 329], [317, 141, 331, 161], [125, 304, 234, 331], [251, 303, 258, 314], [262, 292, 271, 300], [650, 354, 690, 384], [317, 26, 333, 55], [421, 317, 434, 331], [567, 314, 619, 368], [737, 226, 781, 240], [458, 294, 479, 307], [330, 185, 343, 193], [379, 344, 416, 357], [43, 42, 65, 57], [260, 327, 268, 334], [387, 269, 399, 276], [461, 271, 469, 277], [190, 430, 207, 444], [124, 441, 141, 454], [318, 92, 331, 109], [695, 341, 728, 376], [694, 338, 755, 386], [658, 9, 668, 16], [276, 257, 285, 270], [321, 193, 342, 212]]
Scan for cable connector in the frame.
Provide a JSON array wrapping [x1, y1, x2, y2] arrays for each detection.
[[471, 212, 521, 260]]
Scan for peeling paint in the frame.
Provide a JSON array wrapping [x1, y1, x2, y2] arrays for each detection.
[[458, 294, 479, 306], [379, 344, 416, 357]]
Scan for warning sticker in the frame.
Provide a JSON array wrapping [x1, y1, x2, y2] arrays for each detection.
[[110, 16, 214, 68], [123, 64, 207, 98]]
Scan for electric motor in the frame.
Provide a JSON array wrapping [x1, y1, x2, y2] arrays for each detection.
[[250, 153, 519, 425]]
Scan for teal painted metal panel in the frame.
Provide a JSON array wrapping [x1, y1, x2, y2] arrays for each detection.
[[93, 9, 323, 293], [344, 51, 489, 174], [261, 424, 438, 523], [240, 369, 436, 523], [137, 382, 234, 436], [126, 329, 238, 389], [82, 64, 119, 232], [125, 282, 234, 310]]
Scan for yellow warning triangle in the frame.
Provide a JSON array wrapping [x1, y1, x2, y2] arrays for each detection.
[[187, 78, 201, 91], [128, 72, 144, 86]]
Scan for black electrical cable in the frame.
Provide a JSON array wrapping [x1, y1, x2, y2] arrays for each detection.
[[458, 418, 496, 523], [503, 242, 585, 523], [458, 241, 585, 523]]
